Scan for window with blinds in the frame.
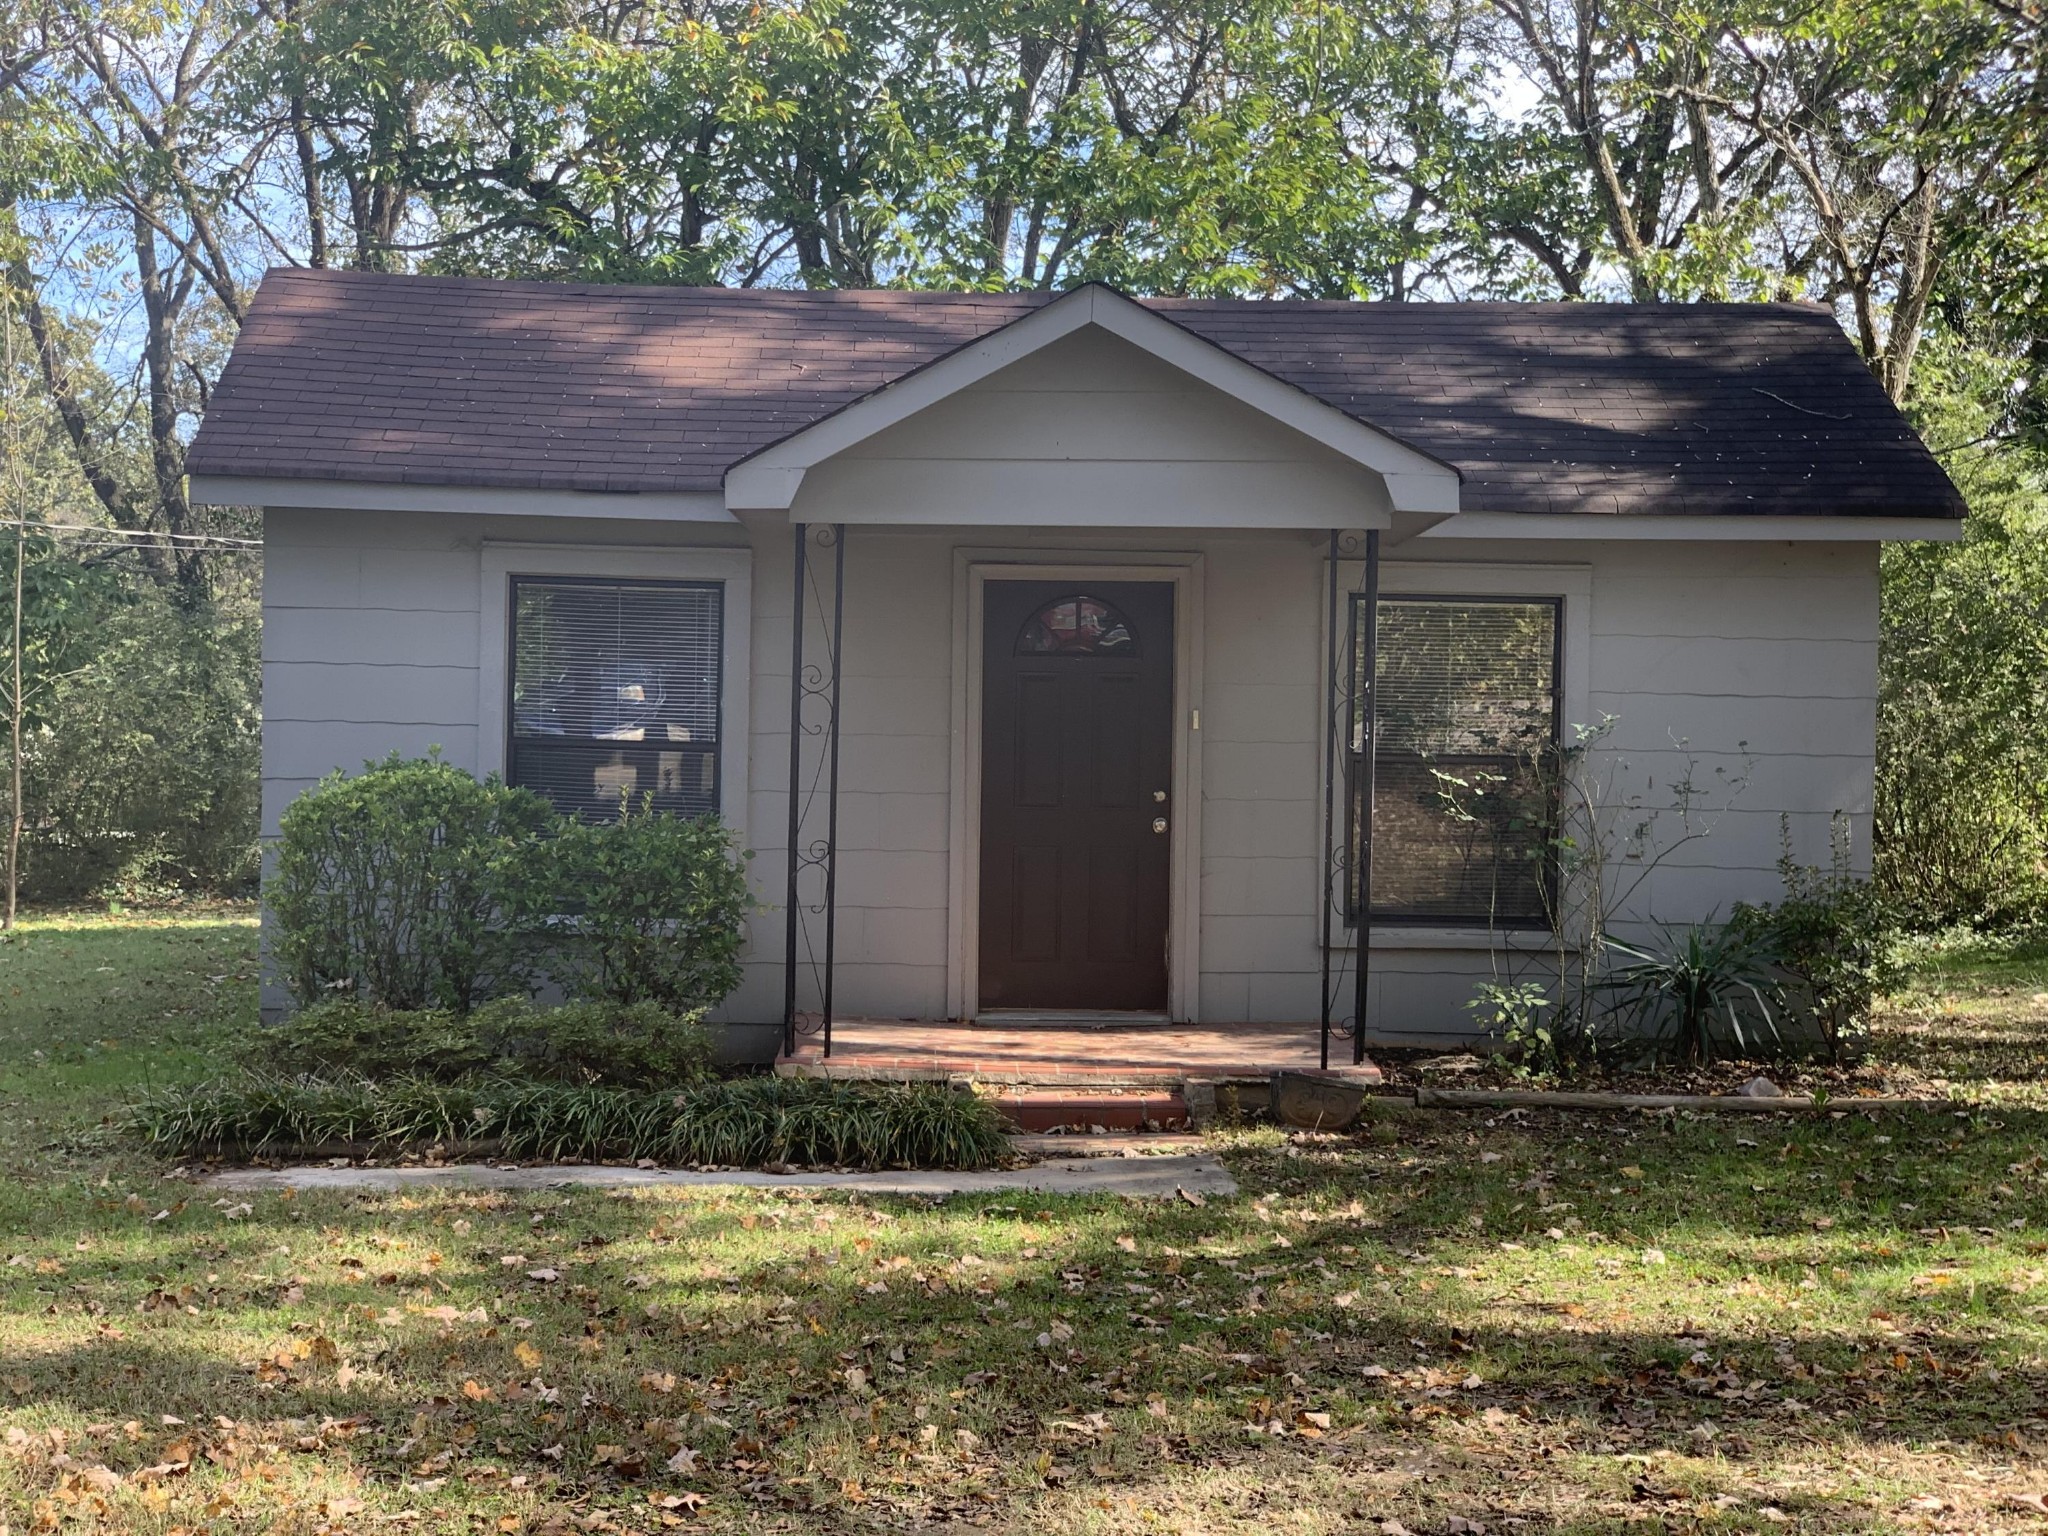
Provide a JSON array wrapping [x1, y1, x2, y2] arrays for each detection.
[[1349, 595, 1561, 926], [508, 577, 723, 822]]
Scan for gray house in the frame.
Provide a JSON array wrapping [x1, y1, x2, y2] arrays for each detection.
[[190, 270, 1962, 1072]]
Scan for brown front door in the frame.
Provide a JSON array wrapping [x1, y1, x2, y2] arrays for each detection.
[[978, 579, 1174, 1012]]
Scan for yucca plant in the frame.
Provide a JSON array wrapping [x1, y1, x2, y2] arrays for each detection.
[[1600, 921, 1783, 1067]]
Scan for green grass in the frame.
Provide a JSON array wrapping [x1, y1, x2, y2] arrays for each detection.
[[1881, 928, 2048, 1107], [4, 905, 2048, 1533], [0, 903, 258, 1182]]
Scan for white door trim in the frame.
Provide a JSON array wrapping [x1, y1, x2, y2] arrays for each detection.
[[948, 551, 1205, 1021]]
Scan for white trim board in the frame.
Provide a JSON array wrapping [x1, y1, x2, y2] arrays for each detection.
[[192, 474, 733, 522], [1422, 512, 1962, 542], [726, 285, 1461, 518], [476, 542, 754, 852], [947, 551, 1206, 1022]]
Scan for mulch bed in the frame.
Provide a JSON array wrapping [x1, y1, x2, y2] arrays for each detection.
[[1367, 1046, 1938, 1102]]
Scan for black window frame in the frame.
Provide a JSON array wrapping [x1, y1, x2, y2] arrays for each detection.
[[505, 574, 725, 822], [1347, 592, 1564, 930]]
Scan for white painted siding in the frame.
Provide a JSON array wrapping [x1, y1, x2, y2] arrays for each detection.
[[1355, 537, 1879, 1044], [791, 327, 1393, 527], [262, 496, 1881, 1041], [259, 508, 765, 1019]]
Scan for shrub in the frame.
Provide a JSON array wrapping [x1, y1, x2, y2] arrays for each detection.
[[240, 999, 498, 1081], [515, 805, 750, 1013], [127, 1075, 1009, 1170], [1465, 979, 1559, 1075], [269, 752, 556, 1011], [1732, 816, 1904, 1061], [468, 997, 715, 1086], [15, 567, 261, 901], [242, 997, 715, 1088]]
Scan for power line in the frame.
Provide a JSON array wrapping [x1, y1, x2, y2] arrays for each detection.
[[0, 516, 261, 549]]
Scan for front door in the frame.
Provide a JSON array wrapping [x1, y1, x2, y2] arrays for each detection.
[[978, 579, 1174, 1012]]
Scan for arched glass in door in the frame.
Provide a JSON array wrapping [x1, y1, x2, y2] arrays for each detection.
[[1015, 594, 1138, 656]]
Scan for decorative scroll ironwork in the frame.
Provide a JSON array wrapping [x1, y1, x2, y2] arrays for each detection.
[[1320, 527, 1380, 1068], [782, 523, 846, 1058]]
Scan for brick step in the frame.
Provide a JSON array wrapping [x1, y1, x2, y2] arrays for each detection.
[[986, 1087, 1191, 1133]]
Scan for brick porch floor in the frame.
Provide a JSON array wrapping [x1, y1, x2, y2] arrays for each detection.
[[776, 1018, 1381, 1088]]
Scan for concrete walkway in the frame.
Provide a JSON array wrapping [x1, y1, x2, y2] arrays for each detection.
[[206, 1152, 1236, 1199]]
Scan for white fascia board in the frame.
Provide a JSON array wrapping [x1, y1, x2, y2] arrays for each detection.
[[189, 474, 735, 522], [1421, 512, 1965, 542], [723, 285, 1463, 516], [808, 459, 1396, 529]]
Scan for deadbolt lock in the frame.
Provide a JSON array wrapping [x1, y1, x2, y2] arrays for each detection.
[[1152, 789, 1167, 803]]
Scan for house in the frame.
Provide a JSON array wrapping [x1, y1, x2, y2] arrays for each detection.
[[188, 271, 1963, 1073]]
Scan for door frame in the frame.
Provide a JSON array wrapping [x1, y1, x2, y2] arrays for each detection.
[[948, 551, 1205, 1021]]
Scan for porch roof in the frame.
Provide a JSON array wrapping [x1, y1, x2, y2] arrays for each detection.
[[188, 268, 1966, 521]]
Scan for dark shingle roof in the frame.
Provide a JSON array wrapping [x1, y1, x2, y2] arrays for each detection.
[[188, 268, 1965, 518]]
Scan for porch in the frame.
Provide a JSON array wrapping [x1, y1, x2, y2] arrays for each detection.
[[775, 1018, 1381, 1131]]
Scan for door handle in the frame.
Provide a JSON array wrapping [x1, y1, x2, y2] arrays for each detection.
[[1152, 817, 1168, 834]]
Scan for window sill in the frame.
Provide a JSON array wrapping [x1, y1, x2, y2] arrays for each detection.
[[1330, 926, 1567, 952]]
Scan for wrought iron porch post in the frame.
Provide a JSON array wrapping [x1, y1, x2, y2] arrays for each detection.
[[781, 523, 847, 1061], [782, 523, 808, 1060], [820, 527, 845, 1057], [1319, 531, 1339, 1071], [1353, 528, 1380, 1064]]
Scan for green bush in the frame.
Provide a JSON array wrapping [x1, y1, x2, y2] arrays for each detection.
[[514, 805, 750, 1012], [269, 752, 556, 1011], [468, 997, 715, 1086], [14, 564, 261, 901], [242, 997, 714, 1087], [127, 1074, 1009, 1170], [1732, 817, 1904, 1061], [240, 999, 498, 1081]]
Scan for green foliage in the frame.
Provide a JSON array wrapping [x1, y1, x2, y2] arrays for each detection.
[[126, 1073, 1009, 1170], [465, 997, 716, 1087], [1880, 342, 2048, 928], [236, 999, 500, 1082], [514, 805, 751, 1013], [268, 753, 557, 1012], [1465, 979, 1559, 1076], [1601, 922, 1783, 1068], [1732, 817, 1905, 1063], [16, 575, 260, 900], [240, 997, 713, 1087]]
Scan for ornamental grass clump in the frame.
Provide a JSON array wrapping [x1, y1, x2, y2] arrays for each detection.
[[127, 1074, 485, 1158], [127, 1076, 1010, 1170]]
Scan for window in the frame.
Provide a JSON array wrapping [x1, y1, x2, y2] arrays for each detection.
[[1016, 594, 1137, 656], [1349, 595, 1561, 926], [508, 577, 723, 821]]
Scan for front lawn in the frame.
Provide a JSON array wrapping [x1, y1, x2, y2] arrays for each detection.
[[4, 906, 2046, 1533]]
